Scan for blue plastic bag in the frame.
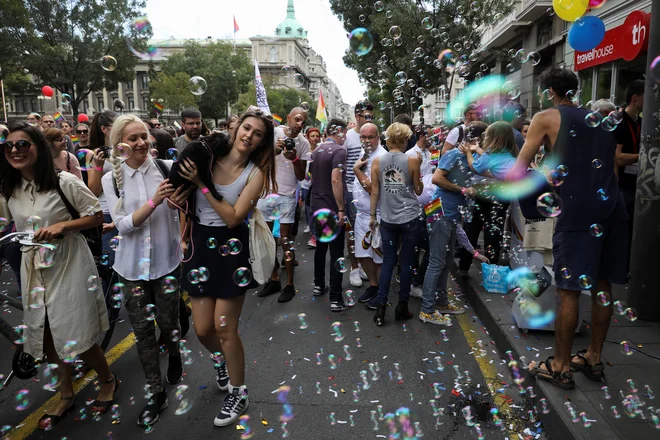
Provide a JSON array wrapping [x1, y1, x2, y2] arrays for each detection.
[[481, 263, 511, 294]]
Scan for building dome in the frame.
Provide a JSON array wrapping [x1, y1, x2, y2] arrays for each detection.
[[275, 0, 308, 39]]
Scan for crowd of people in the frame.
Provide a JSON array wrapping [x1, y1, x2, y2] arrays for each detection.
[[0, 66, 642, 430]]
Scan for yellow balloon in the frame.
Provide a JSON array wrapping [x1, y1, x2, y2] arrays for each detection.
[[552, 0, 589, 22]]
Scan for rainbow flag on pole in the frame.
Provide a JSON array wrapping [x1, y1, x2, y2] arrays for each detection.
[[316, 89, 328, 129], [424, 197, 444, 225], [153, 102, 164, 114], [70, 134, 79, 145], [53, 111, 64, 124], [272, 114, 283, 126]]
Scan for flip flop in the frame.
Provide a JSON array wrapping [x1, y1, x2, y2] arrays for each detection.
[[570, 349, 605, 381], [529, 356, 575, 390]]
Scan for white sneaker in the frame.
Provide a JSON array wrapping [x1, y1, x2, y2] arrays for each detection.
[[409, 285, 423, 299], [213, 385, 249, 427], [349, 268, 363, 287], [303, 225, 311, 234], [359, 265, 368, 280]]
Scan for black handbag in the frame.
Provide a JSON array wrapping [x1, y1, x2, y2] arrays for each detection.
[[518, 170, 553, 220]]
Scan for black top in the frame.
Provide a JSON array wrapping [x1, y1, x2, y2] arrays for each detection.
[[613, 110, 641, 191], [552, 105, 628, 231]]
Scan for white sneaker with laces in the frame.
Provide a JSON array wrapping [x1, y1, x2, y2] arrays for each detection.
[[409, 285, 423, 299], [213, 384, 249, 427], [349, 268, 363, 287], [303, 225, 311, 234]]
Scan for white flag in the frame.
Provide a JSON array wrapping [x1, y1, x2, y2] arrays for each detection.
[[254, 60, 271, 115]]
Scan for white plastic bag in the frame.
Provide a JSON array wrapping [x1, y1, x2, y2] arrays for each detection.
[[248, 208, 276, 285]]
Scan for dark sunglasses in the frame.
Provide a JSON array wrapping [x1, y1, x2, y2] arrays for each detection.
[[76, 130, 89, 134], [2, 140, 33, 154], [362, 114, 375, 121]]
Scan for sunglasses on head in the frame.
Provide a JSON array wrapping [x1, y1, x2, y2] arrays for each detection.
[[2, 140, 33, 154], [76, 130, 89, 134]]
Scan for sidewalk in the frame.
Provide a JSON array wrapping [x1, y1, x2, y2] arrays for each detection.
[[454, 262, 660, 440]]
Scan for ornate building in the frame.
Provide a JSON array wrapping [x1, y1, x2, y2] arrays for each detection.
[[5, 0, 350, 123]]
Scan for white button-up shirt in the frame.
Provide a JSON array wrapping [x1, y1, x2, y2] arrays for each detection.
[[101, 159, 180, 281], [405, 144, 433, 176]]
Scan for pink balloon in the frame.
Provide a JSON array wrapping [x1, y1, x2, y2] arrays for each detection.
[[41, 86, 54, 97]]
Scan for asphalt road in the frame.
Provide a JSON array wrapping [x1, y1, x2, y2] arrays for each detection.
[[0, 230, 547, 440]]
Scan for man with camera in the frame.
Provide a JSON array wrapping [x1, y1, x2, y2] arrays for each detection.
[[256, 107, 310, 303]]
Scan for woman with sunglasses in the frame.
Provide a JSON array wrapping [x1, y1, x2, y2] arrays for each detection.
[[74, 123, 91, 152], [102, 115, 191, 427], [43, 128, 83, 180], [0, 122, 116, 429]]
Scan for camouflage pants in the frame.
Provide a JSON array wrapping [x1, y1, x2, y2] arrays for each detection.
[[120, 269, 181, 394]]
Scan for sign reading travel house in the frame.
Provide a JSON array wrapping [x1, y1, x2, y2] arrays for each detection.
[[574, 10, 650, 71]]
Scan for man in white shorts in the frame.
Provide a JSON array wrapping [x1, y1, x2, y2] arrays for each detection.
[[351, 123, 387, 304], [257, 107, 310, 303]]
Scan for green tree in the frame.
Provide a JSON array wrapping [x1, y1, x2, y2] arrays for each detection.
[[330, 0, 514, 120], [157, 41, 252, 121], [235, 84, 320, 128], [0, 0, 150, 120], [149, 72, 198, 114]]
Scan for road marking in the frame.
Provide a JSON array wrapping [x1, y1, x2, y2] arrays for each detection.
[[455, 305, 519, 435], [11, 293, 190, 440]]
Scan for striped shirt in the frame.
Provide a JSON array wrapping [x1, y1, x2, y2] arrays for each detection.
[[343, 129, 363, 193]]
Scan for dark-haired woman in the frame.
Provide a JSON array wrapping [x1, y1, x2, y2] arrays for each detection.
[[0, 122, 117, 429], [178, 110, 276, 427], [149, 128, 176, 160], [44, 127, 83, 180]]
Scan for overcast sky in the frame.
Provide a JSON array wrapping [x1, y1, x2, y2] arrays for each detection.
[[145, 0, 365, 104]]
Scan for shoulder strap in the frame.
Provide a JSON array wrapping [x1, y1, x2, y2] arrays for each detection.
[[112, 174, 119, 198], [54, 174, 80, 220], [457, 125, 464, 144], [154, 158, 169, 179], [246, 163, 259, 186], [66, 152, 71, 171]]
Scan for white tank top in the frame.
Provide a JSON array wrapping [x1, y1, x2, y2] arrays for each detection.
[[195, 162, 256, 227]]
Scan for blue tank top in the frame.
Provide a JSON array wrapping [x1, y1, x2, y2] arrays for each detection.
[[552, 105, 627, 231]]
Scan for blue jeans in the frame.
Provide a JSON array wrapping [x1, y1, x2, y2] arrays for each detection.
[[375, 217, 423, 306], [421, 217, 456, 314]]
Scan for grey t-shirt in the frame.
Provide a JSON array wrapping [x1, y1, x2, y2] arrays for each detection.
[[378, 152, 422, 224], [174, 135, 190, 153]]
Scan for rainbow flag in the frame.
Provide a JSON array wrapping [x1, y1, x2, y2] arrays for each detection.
[[430, 151, 440, 168], [53, 111, 64, 124], [272, 114, 283, 126], [316, 89, 328, 128], [153, 102, 164, 114], [424, 197, 444, 225], [70, 134, 79, 144]]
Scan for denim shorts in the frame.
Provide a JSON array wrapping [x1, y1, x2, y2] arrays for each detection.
[[257, 194, 297, 224]]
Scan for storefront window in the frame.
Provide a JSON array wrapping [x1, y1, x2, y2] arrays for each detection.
[[579, 68, 594, 105], [615, 57, 647, 107], [596, 65, 612, 102]]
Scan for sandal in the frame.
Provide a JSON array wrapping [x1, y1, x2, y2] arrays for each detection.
[[91, 372, 120, 414], [570, 349, 605, 381], [39, 394, 76, 430], [529, 356, 575, 390]]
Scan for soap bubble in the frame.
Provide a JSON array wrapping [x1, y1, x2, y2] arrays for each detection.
[[13, 324, 27, 344], [349, 28, 374, 56], [548, 169, 565, 187], [527, 51, 541, 65], [536, 192, 563, 218], [143, 304, 157, 321], [75, 149, 94, 171], [590, 223, 604, 237], [596, 188, 609, 201], [601, 117, 617, 131], [0, 217, 8, 232], [374, 1, 385, 12], [298, 313, 308, 330], [578, 274, 593, 289], [263, 194, 281, 221], [345, 290, 356, 306], [651, 55, 660, 82], [198, 267, 210, 282], [282, 65, 293, 78], [557, 165, 569, 176], [26, 215, 42, 231], [293, 73, 305, 88], [174, 384, 193, 415], [585, 112, 603, 127], [100, 55, 118, 72], [166, 148, 179, 161], [389, 26, 402, 39], [111, 404, 121, 420], [125, 17, 158, 59], [312, 209, 340, 243], [60, 93, 72, 106], [613, 300, 626, 315], [624, 307, 638, 322], [395, 71, 408, 86], [187, 269, 200, 285], [335, 257, 349, 273], [188, 76, 207, 95], [206, 237, 218, 249], [620, 340, 634, 356], [227, 238, 242, 255], [62, 340, 78, 363], [14, 389, 30, 411], [109, 235, 122, 251], [595, 291, 610, 307], [233, 267, 252, 287], [592, 158, 602, 168], [421, 17, 434, 30], [87, 275, 99, 291], [28, 287, 45, 309], [561, 267, 572, 279], [219, 245, 230, 256], [115, 143, 131, 159], [41, 363, 62, 391]]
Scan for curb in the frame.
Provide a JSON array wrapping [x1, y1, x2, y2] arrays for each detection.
[[453, 263, 622, 440]]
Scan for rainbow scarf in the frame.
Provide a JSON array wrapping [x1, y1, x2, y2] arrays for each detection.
[[424, 197, 444, 225], [153, 102, 164, 114], [53, 111, 64, 124]]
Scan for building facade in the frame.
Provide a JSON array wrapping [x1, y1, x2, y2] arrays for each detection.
[[5, 0, 349, 123]]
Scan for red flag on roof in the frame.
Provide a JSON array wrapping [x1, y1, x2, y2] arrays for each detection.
[[233, 16, 239, 34]]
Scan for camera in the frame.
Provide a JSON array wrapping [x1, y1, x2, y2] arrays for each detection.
[[100, 146, 111, 158], [284, 138, 296, 151]]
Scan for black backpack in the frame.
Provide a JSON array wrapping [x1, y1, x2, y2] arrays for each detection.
[[112, 158, 169, 197], [54, 174, 103, 257]]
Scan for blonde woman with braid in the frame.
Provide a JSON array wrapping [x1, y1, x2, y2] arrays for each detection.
[[101, 115, 191, 427]]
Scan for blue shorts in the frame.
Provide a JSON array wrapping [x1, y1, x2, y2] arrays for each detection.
[[552, 222, 629, 290]]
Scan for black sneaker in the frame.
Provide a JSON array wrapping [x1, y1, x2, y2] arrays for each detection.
[[331, 300, 351, 312], [213, 386, 249, 427], [278, 285, 296, 303], [358, 285, 378, 303], [166, 354, 183, 384], [257, 280, 281, 297], [137, 390, 168, 427], [313, 285, 328, 296], [214, 361, 229, 391]]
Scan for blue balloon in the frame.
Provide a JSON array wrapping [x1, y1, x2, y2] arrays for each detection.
[[568, 16, 606, 52]]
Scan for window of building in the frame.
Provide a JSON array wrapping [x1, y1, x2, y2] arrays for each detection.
[[128, 96, 135, 110], [16, 100, 23, 114], [269, 47, 278, 63], [142, 97, 150, 110], [615, 57, 647, 107], [297, 28, 303, 36], [126, 81, 133, 90], [82, 100, 89, 114], [596, 64, 613, 102], [537, 17, 553, 47], [285, 27, 291, 35], [140, 75, 148, 89], [97, 97, 104, 111], [579, 67, 594, 105]]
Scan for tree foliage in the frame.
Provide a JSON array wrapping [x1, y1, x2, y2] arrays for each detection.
[[148, 72, 198, 114], [0, 0, 149, 120], [155, 41, 252, 121], [330, 0, 514, 120]]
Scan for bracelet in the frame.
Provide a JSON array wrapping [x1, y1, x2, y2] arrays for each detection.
[[474, 251, 479, 257], [147, 199, 157, 209], [94, 166, 103, 171], [461, 187, 467, 195], [291, 156, 299, 163], [201, 187, 210, 194], [338, 209, 345, 212], [370, 213, 377, 217]]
